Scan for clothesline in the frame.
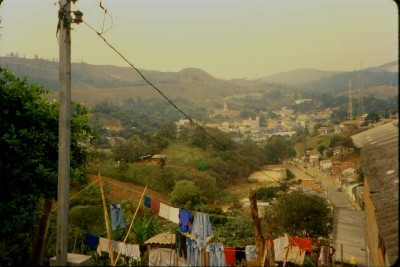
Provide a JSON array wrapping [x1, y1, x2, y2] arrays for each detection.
[[98, 178, 238, 219], [48, 175, 242, 220], [51, 178, 101, 212]]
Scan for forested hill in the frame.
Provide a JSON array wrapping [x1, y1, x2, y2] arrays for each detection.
[[0, 56, 247, 106], [1, 56, 397, 107], [295, 70, 398, 96]]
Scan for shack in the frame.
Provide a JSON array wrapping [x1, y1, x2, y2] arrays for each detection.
[[144, 232, 186, 266]]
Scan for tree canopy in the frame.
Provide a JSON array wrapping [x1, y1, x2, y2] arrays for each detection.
[[264, 135, 296, 164], [265, 191, 333, 238], [0, 68, 93, 265]]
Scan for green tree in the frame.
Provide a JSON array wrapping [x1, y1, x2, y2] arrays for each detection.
[[318, 144, 326, 155], [256, 186, 279, 201], [364, 112, 381, 123], [265, 191, 333, 238], [212, 217, 255, 247], [264, 136, 296, 164], [170, 180, 202, 209], [285, 169, 295, 180], [0, 68, 93, 265], [112, 135, 149, 163], [329, 134, 354, 148], [131, 211, 160, 244]]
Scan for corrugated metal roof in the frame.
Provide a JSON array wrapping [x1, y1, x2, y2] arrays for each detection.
[[357, 121, 399, 265], [144, 232, 176, 245], [362, 135, 399, 265], [333, 208, 366, 266], [351, 120, 398, 148]]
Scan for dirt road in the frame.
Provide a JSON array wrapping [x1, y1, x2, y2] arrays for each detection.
[[88, 174, 169, 203]]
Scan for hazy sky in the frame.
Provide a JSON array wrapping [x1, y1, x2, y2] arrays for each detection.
[[0, 0, 397, 79]]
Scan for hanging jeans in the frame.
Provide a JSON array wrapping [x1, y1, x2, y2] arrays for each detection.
[[208, 243, 226, 267], [110, 204, 125, 230], [192, 212, 213, 247]]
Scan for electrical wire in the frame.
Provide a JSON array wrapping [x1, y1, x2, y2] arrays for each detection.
[[71, 6, 352, 211], [80, 17, 280, 186]]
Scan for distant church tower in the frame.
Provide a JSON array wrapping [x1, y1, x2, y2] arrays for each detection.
[[348, 80, 353, 120], [223, 101, 228, 111]]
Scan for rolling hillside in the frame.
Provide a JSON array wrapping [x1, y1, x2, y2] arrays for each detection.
[[258, 68, 338, 85], [0, 57, 246, 107], [1, 56, 397, 107]]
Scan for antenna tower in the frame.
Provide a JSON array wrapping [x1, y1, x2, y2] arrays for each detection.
[[357, 63, 364, 117], [348, 80, 353, 120]]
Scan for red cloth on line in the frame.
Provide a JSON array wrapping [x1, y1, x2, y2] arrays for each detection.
[[224, 246, 236, 266], [150, 198, 160, 213], [290, 236, 312, 251]]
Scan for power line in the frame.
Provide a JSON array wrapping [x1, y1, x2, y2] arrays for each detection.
[[79, 15, 280, 185], [74, 7, 338, 212]]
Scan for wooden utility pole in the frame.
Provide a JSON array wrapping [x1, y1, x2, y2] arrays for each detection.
[[249, 190, 266, 266], [56, 0, 72, 265]]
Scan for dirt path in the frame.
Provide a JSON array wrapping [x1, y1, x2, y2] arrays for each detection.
[[88, 174, 169, 203]]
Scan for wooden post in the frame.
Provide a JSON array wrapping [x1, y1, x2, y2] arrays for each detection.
[[99, 173, 115, 265], [56, 0, 72, 265], [249, 190, 266, 266]]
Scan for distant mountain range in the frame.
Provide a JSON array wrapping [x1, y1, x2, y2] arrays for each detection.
[[364, 60, 398, 73], [258, 68, 339, 84], [0, 56, 397, 106]]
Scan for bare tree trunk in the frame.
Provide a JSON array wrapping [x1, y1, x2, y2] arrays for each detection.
[[249, 190, 266, 266], [33, 198, 53, 266]]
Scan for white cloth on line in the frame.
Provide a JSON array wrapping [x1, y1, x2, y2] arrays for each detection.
[[169, 207, 180, 224], [159, 202, 171, 220], [96, 237, 140, 260], [273, 234, 289, 262]]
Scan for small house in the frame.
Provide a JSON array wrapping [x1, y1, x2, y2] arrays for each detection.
[[144, 232, 186, 266], [151, 154, 167, 163], [320, 160, 332, 171]]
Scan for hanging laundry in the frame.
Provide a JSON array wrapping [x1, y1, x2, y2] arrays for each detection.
[[186, 238, 202, 267], [290, 236, 313, 252], [176, 230, 188, 259], [273, 234, 289, 262], [85, 234, 99, 250], [235, 247, 246, 266], [124, 243, 141, 259], [96, 237, 140, 260], [97, 237, 110, 255], [294, 248, 306, 265], [159, 202, 171, 220], [144, 195, 151, 208], [318, 245, 330, 266], [150, 198, 160, 213], [224, 246, 236, 266], [192, 212, 213, 247], [186, 237, 195, 267], [286, 246, 300, 263], [169, 207, 180, 224], [207, 243, 226, 267], [179, 209, 192, 233], [245, 245, 257, 261], [110, 203, 125, 231]]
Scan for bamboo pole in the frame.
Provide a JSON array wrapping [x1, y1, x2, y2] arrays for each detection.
[[99, 173, 114, 266], [114, 185, 147, 265]]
